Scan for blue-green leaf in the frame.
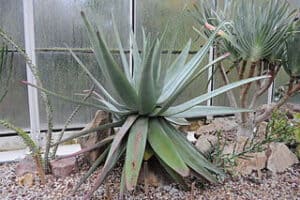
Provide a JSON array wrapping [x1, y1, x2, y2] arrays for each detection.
[[163, 76, 269, 116], [166, 106, 252, 118], [148, 119, 190, 177], [124, 118, 148, 191]]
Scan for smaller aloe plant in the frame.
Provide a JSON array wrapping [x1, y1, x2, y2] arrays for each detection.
[[25, 12, 267, 199], [0, 120, 46, 184]]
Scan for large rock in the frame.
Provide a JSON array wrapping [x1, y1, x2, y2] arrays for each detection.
[[50, 157, 76, 178], [196, 118, 238, 136], [15, 155, 37, 187], [79, 110, 111, 164], [267, 142, 299, 173], [196, 135, 218, 155], [15, 155, 37, 177], [222, 136, 251, 155]]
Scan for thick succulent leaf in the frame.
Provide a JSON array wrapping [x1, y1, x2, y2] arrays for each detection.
[[84, 116, 136, 197], [74, 147, 109, 192], [131, 31, 142, 87], [138, 41, 159, 114], [81, 12, 138, 109], [163, 76, 269, 116], [157, 22, 227, 106], [163, 39, 191, 84], [58, 136, 114, 160], [143, 146, 154, 161], [167, 106, 252, 118], [147, 119, 190, 177], [112, 15, 132, 83], [165, 117, 191, 126], [124, 118, 148, 191], [23, 81, 126, 114], [85, 142, 126, 199], [106, 116, 138, 161], [156, 157, 188, 190], [67, 46, 123, 109], [161, 119, 224, 182], [119, 167, 126, 199], [92, 97, 126, 114], [51, 120, 124, 146]]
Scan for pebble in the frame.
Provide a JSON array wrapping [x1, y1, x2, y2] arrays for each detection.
[[0, 162, 299, 199]]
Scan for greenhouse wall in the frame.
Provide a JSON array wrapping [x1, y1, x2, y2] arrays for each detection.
[[0, 0, 298, 138]]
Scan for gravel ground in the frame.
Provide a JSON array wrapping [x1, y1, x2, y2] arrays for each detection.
[[0, 162, 299, 200]]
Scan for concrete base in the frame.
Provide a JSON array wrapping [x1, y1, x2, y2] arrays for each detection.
[[0, 144, 81, 163]]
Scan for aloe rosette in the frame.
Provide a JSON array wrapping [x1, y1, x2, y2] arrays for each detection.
[[25, 12, 267, 198]]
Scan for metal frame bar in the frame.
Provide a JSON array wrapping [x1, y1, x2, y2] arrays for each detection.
[[129, 0, 136, 76], [23, 0, 41, 145]]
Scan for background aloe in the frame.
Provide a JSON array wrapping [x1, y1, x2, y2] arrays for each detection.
[[193, 0, 300, 136], [25, 12, 268, 198]]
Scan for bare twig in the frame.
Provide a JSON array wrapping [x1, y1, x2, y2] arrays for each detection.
[[255, 79, 300, 124], [219, 62, 241, 121], [240, 62, 256, 122], [249, 63, 280, 109], [50, 85, 95, 158]]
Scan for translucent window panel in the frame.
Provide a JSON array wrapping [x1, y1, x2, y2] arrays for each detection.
[[34, 0, 131, 129], [0, 53, 30, 133], [37, 52, 125, 130], [213, 62, 267, 107], [0, 1, 29, 133], [274, 68, 300, 104], [136, 0, 205, 51], [33, 0, 130, 49], [0, 0, 25, 46]]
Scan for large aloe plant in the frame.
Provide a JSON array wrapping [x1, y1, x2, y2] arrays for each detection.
[[25, 12, 267, 198]]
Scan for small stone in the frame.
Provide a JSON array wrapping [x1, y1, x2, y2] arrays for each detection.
[[196, 135, 218, 155], [267, 142, 299, 173], [15, 155, 37, 177], [17, 173, 35, 187], [186, 131, 197, 143], [50, 157, 76, 178], [235, 151, 268, 175]]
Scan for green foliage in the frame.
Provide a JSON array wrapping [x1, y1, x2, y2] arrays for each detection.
[[267, 110, 295, 143], [193, 0, 297, 62], [293, 113, 300, 157], [0, 44, 13, 103], [0, 29, 54, 173], [212, 110, 297, 171], [193, 0, 299, 124], [284, 26, 300, 79], [0, 120, 46, 183], [25, 12, 268, 198]]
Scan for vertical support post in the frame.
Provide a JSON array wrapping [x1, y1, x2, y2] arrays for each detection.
[[23, 0, 41, 145], [207, 46, 214, 120], [268, 82, 274, 104], [129, 0, 136, 76]]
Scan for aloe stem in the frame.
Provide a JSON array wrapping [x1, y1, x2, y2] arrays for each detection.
[[0, 29, 54, 173]]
